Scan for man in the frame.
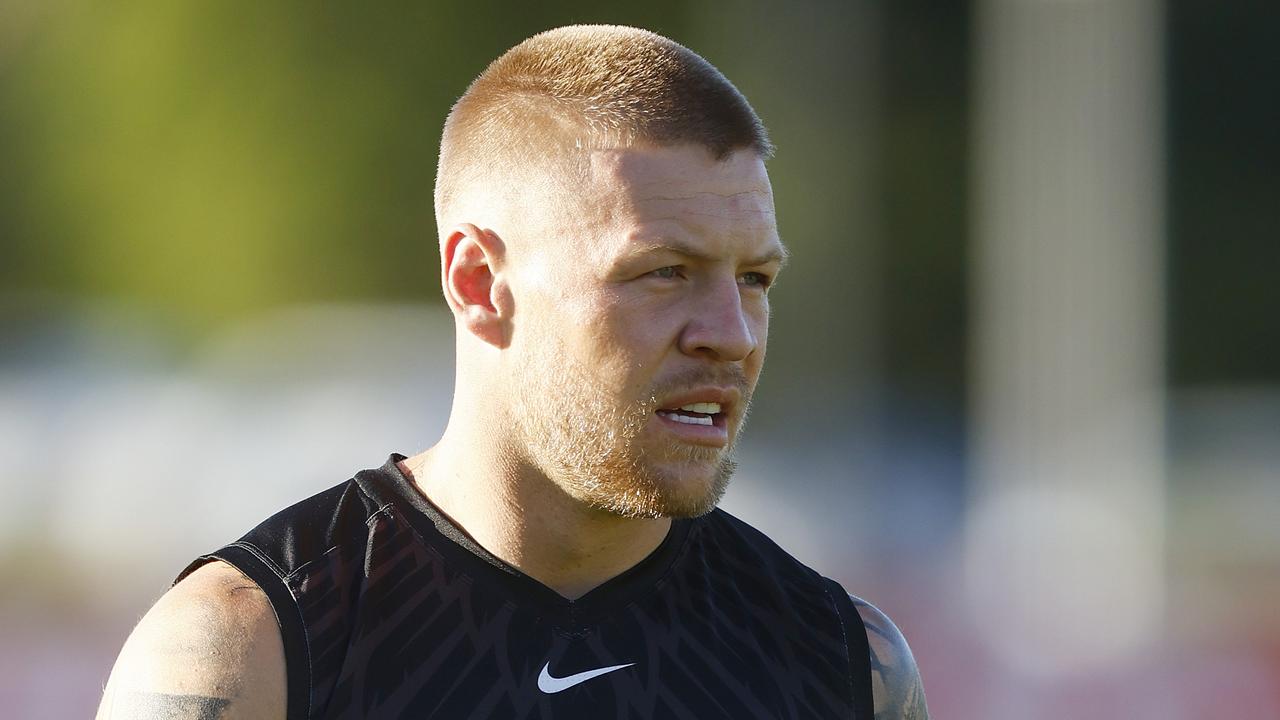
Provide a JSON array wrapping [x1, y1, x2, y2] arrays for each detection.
[[98, 25, 928, 719]]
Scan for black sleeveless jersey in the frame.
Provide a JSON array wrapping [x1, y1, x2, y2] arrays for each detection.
[[179, 455, 874, 719]]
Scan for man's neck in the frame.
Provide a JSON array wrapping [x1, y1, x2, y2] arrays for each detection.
[[398, 437, 672, 600]]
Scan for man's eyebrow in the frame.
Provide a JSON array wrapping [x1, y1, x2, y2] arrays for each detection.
[[764, 241, 791, 269], [624, 239, 790, 268]]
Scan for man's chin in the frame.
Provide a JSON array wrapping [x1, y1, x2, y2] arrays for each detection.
[[563, 455, 733, 520], [642, 456, 736, 518]]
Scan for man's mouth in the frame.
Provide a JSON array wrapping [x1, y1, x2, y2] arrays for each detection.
[[655, 402, 723, 427]]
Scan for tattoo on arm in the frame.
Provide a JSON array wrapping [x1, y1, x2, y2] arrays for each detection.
[[853, 596, 929, 720], [107, 692, 231, 720]]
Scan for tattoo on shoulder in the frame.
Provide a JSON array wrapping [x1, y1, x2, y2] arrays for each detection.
[[107, 692, 231, 720], [851, 596, 930, 720]]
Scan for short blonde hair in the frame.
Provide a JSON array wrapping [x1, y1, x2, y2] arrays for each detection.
[[434, 25, 772, 225]]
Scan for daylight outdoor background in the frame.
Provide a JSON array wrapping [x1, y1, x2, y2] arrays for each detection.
[[2, 1, 1277, 717]]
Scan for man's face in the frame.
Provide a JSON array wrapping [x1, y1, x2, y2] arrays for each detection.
[[507, 143, 784, 518]]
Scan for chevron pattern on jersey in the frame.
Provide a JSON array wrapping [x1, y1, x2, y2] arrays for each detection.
[[209, 457, 867, 719]]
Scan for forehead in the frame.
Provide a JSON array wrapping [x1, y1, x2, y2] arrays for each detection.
[[577, 145, 780, 259]]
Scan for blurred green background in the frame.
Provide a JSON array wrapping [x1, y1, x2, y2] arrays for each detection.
[[6, 2, 1277, 401], [1, 1, 1277, 717]]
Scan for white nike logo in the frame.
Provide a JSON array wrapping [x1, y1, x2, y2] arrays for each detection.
[[537, 660, 635, 694]]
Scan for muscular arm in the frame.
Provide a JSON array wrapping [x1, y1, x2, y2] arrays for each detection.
[[96, 561, 287, 719], [852, 595, 929, 720]]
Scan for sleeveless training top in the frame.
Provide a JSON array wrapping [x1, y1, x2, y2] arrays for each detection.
[[179, 454, 874, 719]]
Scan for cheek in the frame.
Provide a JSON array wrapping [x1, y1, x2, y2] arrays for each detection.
[[588, 318, 654, 375], [747, 303, 770, 371], [600, 298, 678, 347], [515, 280, 600, 346], [754, 300, 770, 337], [578, 310, 677, 396]]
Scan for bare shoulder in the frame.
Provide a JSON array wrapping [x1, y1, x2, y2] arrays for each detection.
[[850, 594, 930, 720], [97, 560, 287, 720]]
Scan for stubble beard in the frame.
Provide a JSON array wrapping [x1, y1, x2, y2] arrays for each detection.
[[513, 348, 748, 519]]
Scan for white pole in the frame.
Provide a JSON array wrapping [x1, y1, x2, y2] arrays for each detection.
[[968, 0, 1167, 678]]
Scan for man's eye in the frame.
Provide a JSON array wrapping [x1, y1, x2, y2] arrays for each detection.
[[650, 266, 680, 279], [740, 272, 772, 288]]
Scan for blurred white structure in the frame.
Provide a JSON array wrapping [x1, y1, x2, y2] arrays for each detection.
[[968, 0, 1167, 679], [0, 304, 457, 607]]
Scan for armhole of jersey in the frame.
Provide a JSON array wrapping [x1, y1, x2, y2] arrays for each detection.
[[822, 578, 875, 720], [177, 545, 312, 720]]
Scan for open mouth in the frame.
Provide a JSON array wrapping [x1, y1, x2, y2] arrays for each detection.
[[655, 402, 726, 428]]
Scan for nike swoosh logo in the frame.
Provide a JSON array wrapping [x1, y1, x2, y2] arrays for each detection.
[[537, 660, 635, 694]]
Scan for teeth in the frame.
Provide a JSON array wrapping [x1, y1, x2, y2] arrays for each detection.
[[669, 413, 713, 426], [678, 402, 721, 414]]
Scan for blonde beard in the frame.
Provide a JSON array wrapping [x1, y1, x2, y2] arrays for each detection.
[[512, 342, 741, 519]]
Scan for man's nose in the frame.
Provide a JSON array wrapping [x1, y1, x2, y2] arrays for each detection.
[[678, 278, 759, 362]]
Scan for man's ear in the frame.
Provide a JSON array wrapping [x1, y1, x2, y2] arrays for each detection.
[[441, 223, 513, 348]]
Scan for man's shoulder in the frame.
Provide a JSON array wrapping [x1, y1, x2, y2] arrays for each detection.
[[698, 507, 830, 582], [237, 476, 373, 558], [700, 510, 930, 717], [185, 459, 401, 583], [97, 561, 286, 719], [695, 508, 857, 614], [847, 593, 931, 719]]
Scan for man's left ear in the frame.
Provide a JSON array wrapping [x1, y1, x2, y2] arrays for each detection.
[[441, 223, 514, 349]]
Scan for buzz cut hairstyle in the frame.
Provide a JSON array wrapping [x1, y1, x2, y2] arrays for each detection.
[[434, 24, 773, 222]]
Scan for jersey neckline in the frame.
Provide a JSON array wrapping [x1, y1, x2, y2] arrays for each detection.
[[355, 453, 695, 624]]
